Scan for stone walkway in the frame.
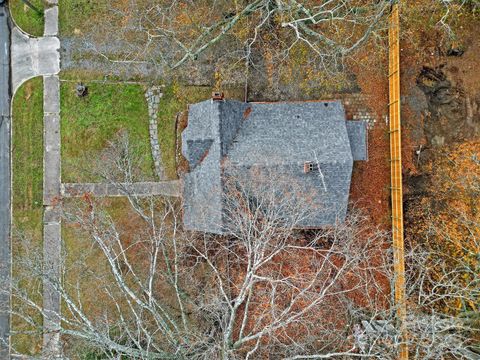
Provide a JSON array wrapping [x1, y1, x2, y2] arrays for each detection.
[[62, 181, 182, 198], [145, 86, 166, 180]]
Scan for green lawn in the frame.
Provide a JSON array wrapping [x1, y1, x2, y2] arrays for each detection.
[[11, 77, 44, 355], [61, 82, 154, 182], [12, 77, 44, 223], [58, 0, 107, 37], [9, 0, 45, 37], [61, 81, 243, 182]]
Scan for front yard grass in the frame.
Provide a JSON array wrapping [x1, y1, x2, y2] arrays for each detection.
[[11, 77, 44, 355], [58, 0, 106, 37], [9, 0, 45, 37], [61, 81, 154, 182], [61, 197, 144, 358]]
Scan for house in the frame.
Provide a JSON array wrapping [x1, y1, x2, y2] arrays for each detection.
[[181, 94, 367, 234]]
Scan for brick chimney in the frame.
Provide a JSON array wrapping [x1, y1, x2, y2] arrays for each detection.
[[212, 91, 224, 101], [304, 161, 313, 173]]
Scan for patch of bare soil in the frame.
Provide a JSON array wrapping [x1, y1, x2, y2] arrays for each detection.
[[401, 10, 480, 248], [402, 12, 480, 149], [416, 65, 480, 146]]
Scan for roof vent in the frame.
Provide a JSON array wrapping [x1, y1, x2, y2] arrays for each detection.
[[212, 92, 224, 101]]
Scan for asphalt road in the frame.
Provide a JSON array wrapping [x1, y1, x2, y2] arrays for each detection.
[[0, 2, 11, 357]]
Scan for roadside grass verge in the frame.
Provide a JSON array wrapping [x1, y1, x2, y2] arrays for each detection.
[[60, 81, 154, 182], [9, 0, 45, 37], [11, 77, 44, 355]]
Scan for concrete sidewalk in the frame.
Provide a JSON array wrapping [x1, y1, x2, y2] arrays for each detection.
[[42, 74, 62, 358], [8, 3, 61, 357], [10, 3, 62, 357], [11, 28, 60, 93], [43, 76, 61, 206]]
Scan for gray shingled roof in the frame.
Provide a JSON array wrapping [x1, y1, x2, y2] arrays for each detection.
[[182, 99, 367, 234], [346, 121, 368, 161]]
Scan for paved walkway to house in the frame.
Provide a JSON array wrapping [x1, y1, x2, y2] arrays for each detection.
[[61, 181, 182, 198]]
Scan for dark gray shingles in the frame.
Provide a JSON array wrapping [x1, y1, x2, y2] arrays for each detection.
[[183, 143, 224, 234], [224, 101, 354, 228], [185, 139, 214, 169], [346, 121, 368, 161], [182, 99, 364, 234], [226, 102, 352, 165], [218, 100, 249, 155], [225, 161, 351, 229], [182, 100, 224, 234]]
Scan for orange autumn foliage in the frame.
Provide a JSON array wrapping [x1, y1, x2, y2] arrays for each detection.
[[406, 140, 480, 313]]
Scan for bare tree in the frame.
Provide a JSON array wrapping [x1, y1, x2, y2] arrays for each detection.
[[83, 0, 391, 78], [7, 169, 393, 359], [435, 0, 480, 42], [352, 241, 479, 359], [5, 139, 479, 359]]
